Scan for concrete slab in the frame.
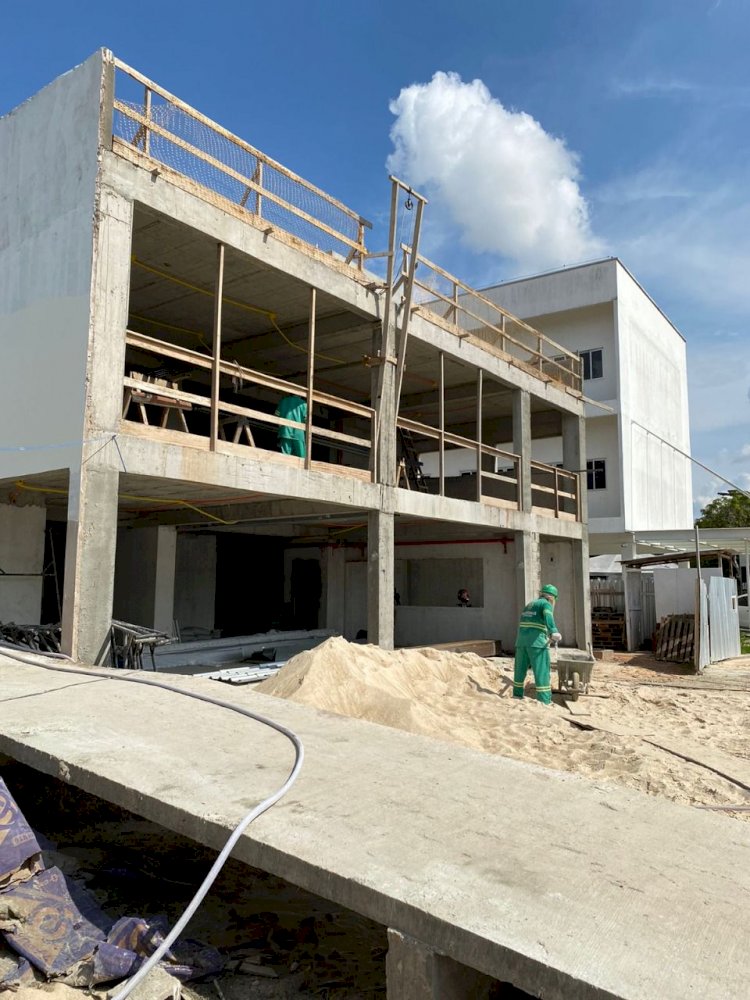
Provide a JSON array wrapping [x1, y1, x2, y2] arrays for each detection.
[[0, 654, 748, 1000]]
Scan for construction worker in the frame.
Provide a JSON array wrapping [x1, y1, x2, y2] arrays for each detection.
[[513, 584, 562, 705], [275, 394, 307, 458]]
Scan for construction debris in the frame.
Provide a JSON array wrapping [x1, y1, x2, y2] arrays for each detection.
[[0, 778, 222, 989]]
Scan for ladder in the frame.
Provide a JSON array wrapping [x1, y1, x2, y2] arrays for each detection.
[[398, 428, 429, 491]]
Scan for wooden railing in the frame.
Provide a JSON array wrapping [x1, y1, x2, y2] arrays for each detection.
[[402, 248, 582, 393], [397, 417, 521, 509], [530, 461, 580, 520], [122, 331, 377, 481], [112, 60, 371, 268], [396, 417, 580, 520]]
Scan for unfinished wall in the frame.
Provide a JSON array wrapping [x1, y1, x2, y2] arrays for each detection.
[[0, 504, 46, 623], [174, 534, 216, 634], [113, 526, 176, 633], [338, 542, 516, 648], [0, 52, 105, 479], [539, 539, 576, 643]]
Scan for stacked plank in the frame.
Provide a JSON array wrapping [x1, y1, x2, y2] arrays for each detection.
[[655, 614, 695, 663], [591, 610, 626, 650]]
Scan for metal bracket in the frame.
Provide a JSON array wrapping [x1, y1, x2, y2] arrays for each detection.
[[363, 353, 397, 368]]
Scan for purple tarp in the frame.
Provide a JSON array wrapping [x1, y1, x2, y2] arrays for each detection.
[[0, 777, 222, 985]]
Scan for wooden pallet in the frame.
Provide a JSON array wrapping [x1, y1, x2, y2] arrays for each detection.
[[655, 614, 695, 663], [592, 614, 625, 650]]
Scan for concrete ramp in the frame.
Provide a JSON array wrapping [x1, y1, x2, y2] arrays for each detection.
[[0, 657, 747, 999]]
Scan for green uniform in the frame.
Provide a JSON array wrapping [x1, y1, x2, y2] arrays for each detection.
[[513, 597, 558, 704], [276, 395, 307, 458]]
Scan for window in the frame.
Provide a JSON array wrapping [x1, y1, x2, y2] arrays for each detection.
[[579, 348, 603, 380], [586, 459, 607, 490]]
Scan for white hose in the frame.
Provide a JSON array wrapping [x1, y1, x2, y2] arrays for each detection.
[[0, 644, 304, 999]]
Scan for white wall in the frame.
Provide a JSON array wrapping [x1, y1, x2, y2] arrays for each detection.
[[616, 265, 693, 529], [654, 566, 720, 620], [0, 52, 104, 479], [522, 302, 618, 406], [174, 534, 216, 633], [484, 259, 618, 318], [0, 504, 46, 623]]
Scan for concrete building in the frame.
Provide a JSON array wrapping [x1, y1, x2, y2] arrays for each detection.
[[423, 259, 693, 556], [0, 50, 590, 662]]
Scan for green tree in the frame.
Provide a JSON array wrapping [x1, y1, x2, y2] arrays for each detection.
[[696, 490, 750, 527]]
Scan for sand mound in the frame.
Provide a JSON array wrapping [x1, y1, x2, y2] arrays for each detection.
[[258, 637, 750, 814]]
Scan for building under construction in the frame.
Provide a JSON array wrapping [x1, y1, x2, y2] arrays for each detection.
[[0, 49, 590, 664]]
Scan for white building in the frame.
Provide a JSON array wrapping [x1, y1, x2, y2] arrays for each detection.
[[422, 258, 693, 555]]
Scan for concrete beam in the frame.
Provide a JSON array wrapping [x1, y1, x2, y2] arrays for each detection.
[[408, 312, 584, 416], [386, 930, 496, 999], [393, 489, 584, 541], [102, 153, 382, 324]]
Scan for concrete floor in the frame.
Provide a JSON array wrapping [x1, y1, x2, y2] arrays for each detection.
[[0, 652, 748, 1000]]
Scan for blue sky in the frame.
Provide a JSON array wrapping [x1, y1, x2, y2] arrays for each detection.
[[3, 0, 749, 515]]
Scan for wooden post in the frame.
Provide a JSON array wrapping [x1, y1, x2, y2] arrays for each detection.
[[210, 242, 225, 451], [476, 370, 483, 503], [255, 162, 263, 218], [438, 352, 445, 497], [305, 287, 316, 469], [143, 86, 151, 156], [357, 221, 365, 271], [554, 468, 560, 518]]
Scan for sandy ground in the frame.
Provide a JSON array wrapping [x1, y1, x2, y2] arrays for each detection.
[[258, 638, 750, 817]]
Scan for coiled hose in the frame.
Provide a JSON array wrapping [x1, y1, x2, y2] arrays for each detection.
[[0, 643, 304, 1000]]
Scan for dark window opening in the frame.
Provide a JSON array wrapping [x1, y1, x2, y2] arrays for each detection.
[[579, 348, 603, 380], [587, 459, 607, 490]]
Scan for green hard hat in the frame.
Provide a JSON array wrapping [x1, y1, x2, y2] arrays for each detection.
[[540, 584, 559, 598]]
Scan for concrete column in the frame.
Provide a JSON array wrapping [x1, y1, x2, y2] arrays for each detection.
[[386, 930, 495, 999], [563, 413, 591, 650], [570, 537, 592, 651], [367, 510, 394, 648], [512, 389, 532, 512], [153, 526, 177, 635], [562, 411, 587, 524], [323, 545, 346, 634], [61, 464, 120, 664], [515, 529, 540, 620], [373, 311, 399, 488]]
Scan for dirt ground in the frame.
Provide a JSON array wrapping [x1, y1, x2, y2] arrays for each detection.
[[259, 639, 750, 818]]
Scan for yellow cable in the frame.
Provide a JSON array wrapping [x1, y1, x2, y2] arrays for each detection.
[[132, 256, 348, 365], [14, 480, 239, 526]]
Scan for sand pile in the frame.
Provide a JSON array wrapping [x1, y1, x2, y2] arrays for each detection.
[[258, 637, 750, 814]]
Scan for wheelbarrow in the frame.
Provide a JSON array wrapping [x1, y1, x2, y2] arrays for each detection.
[[553, 645, 595, 701]]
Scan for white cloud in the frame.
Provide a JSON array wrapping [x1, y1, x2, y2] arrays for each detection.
[[387, 71, 603, 271], [610, 77, 699, 99]]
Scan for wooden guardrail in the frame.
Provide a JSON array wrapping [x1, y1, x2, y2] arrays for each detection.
[[112, 60, 372, 268], [402, 248, 582, 393], [397, 416, 521, 509], [122, 331, 377, 480]]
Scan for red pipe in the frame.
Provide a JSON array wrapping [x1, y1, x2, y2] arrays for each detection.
[[395, 537, 514, 549]]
